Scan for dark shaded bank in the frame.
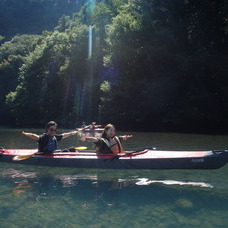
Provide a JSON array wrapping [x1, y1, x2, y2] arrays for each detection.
[[0, 0, 227, 134], [118, 123, 228, 135], [3, 119, 228, 135]]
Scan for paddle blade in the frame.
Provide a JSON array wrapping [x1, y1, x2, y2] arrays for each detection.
[[13, 154, 35, 161], [75, 146, 87, 150]]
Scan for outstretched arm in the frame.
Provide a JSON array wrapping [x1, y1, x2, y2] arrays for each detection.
[[120, 135, 133, 140], [81, 136, 98, 143], [62, 130, 78, 139], [22, 131, 39, 141]]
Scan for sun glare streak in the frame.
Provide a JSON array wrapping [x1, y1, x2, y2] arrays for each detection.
[[88, 25, 93, 59], [87, 0, 95, 59], [75, 83, 84, 118], [76, 0, 96, 122]]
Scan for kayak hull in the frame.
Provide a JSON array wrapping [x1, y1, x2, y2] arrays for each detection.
[[0, 149, 228, 170]]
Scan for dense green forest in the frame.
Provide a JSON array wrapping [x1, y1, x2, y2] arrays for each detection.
[[0, 0, 227, 132]]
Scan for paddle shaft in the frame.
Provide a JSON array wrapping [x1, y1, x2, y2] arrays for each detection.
[[13, 146, 88, 161]]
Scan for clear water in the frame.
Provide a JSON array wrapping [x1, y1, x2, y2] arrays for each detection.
[[0, 128, 228, 228]]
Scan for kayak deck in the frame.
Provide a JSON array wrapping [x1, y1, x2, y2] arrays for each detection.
[[1, 149, 214, 158], [0, 148, 228, 169]]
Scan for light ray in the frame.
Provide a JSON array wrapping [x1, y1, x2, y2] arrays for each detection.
[[88, 25, 93, 59]]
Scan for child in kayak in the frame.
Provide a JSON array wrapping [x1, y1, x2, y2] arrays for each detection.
[[81, 123, 132, 154], [22, 121, 78, 153]]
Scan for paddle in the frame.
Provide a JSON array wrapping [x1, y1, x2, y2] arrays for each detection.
[[13, 154, 35, 161], [13, 146, 88, 161], [74, 146, 87, 150], [104, 149, 148, 162]]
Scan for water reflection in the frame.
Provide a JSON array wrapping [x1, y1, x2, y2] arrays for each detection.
[[135, 178, 213, 188], [0, 164, 228, 227], [1, 167, 215, 202]]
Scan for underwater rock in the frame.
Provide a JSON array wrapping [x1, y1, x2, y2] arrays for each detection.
[[176, 198, 194, 209]]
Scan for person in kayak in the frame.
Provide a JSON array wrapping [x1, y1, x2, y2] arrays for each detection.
[[81, 121, 102, 130], [22, 121, 78, 153], [81, 123, 132, 154]]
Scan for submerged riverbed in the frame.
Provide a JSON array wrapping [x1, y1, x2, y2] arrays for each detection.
[[0, 128, 228, 227]]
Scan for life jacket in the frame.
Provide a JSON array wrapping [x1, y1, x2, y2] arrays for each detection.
[[100, 136, 124, 154], [38, 133, 62, 153]]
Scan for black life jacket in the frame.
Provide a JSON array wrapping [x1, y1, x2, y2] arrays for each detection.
[[38, 133, 62, 153]]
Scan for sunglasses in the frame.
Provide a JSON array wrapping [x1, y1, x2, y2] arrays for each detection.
[[49, 128, 57, 132]]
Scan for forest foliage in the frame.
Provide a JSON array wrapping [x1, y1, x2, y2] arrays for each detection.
[[0, 0, 227, 132]]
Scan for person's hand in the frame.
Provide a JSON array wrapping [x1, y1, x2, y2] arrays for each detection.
[[123, 135, 133, 140], [80, 136, 86, 141]]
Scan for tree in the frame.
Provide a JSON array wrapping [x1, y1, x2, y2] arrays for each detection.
[[0, 34, 40, 125]]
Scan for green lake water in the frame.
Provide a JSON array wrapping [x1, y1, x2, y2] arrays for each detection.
[[0, 128, 228, 228]]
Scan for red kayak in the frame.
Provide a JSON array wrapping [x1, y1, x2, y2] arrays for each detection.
[[0, 148, 228, 169]]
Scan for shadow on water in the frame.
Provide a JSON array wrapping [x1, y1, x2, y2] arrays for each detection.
[[0, 163, 228, 227]]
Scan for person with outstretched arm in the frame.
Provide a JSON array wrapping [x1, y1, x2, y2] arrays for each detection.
[[22, 121, 78, 153], [81, 123, 132, 154]]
